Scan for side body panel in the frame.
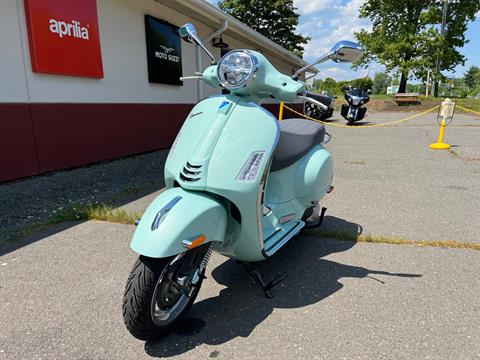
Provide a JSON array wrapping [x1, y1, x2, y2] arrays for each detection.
[[263, 145, 333, 231]]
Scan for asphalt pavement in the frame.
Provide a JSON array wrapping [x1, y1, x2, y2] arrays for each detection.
[[0, 222, 478, 359], [0, 110, 479, 359]]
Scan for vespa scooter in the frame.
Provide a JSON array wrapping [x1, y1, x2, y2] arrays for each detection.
[[122, 23, 363, 341]]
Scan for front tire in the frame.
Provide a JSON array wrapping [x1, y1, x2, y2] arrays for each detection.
[[122, 250, 208, 341]]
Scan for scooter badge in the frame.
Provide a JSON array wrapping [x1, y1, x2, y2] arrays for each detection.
[[218, 101, 232, 114]]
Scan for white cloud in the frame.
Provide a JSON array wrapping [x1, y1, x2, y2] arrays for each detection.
[[293, 0, 335, 15], [298, 0, 370, 59], [292, 0, 377, 80]]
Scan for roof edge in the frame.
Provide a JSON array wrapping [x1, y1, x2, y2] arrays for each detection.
[[159, 0, 317, 73]]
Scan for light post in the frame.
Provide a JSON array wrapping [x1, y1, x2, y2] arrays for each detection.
[[426, 69, 431, 97], [434, 0, 448, 97]]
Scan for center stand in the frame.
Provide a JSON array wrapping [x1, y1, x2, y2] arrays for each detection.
[[242, 262, 288, 298]]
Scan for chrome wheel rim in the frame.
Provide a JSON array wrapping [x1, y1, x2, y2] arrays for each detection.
[[150, 254, 201, 327]]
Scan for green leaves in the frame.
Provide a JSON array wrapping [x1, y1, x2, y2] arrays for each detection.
[[218, 0, 309, 57], [355, 0, 480, 92], [464, 66, 480, 91]]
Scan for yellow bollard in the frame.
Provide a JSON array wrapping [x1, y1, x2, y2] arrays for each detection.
[[278, 102, 284, 121], [430, 118, 450, 150]]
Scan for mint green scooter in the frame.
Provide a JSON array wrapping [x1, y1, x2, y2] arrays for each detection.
[[122, 23, 363, 341]]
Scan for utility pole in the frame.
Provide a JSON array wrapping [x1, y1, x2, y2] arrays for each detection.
[[434, 0, 448, 97], [426, 69, 431, 97]]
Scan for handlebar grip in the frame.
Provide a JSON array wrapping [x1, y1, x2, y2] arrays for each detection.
[[179, 75, 203, 81]]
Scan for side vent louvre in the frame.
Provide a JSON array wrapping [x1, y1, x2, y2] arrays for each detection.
[[180, 162, 203, 182]]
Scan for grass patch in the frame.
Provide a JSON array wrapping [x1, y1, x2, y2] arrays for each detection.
[[3, 203, 141, 244], [305, 229, 480, 251], [455, 98, 480, 113], [50, 203, 141, 225]]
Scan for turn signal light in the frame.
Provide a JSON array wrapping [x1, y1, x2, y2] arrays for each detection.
[[182, 235, 206, 249]]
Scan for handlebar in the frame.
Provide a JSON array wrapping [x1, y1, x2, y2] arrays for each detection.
[[179, 75, 203, 81]]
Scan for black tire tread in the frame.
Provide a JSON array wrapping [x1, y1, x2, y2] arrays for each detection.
[[122, 256, 170, 341], [122, 255, 203, 341]]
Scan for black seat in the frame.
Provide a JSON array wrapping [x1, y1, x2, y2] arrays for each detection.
[[271, 118, 325, 171]]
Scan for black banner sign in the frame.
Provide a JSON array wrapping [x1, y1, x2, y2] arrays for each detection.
[[145, 15, 182, 85]]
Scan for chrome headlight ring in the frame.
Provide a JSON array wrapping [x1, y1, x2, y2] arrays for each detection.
[[216, 50, 259, 90]]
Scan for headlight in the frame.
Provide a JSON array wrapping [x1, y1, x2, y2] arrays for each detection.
[[351, 96, 361, 106], [217, 50, 258, 90]]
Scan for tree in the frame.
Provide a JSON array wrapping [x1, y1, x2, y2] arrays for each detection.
[[218, 0, 309, 56], [464, 66, 480, 89], [372, 72, 391, 94], [350, 77, 374, 90], [355, 0, 480, 93], [320, 77, 338, 94]]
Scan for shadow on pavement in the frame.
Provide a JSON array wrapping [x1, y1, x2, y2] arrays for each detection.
[[351, 121, 374, 126], [144, 217, 421, 358]]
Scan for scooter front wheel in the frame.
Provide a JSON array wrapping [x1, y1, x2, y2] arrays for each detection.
[[122, 248, 209, 341]]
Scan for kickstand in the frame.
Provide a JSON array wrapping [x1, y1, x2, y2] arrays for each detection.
[[243, 262, 288, 298], [305, 206, 327, 229]]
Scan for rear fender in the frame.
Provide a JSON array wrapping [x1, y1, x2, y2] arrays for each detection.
[[130, 188, 227, 258]]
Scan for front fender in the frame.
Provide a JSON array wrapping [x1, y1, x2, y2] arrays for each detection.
[[131, 188, 227, 258]]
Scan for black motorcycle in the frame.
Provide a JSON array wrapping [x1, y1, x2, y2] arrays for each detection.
[[304, 91, 336, 121], [340, 87, 371, 125]]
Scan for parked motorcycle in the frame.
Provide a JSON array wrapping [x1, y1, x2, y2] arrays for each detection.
[[340, 87, 372, 125], [304, 91, 336, 121], [122, 23, 363, 341]]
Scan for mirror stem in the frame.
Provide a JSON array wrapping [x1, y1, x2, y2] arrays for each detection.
[[292, 52, 332, 79], [191, 33, 215, 63]]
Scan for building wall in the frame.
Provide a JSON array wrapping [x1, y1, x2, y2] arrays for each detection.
[[0, 0, 301, 182]]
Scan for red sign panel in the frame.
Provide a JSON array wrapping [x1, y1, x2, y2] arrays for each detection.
[[24, 0, 103, 78]]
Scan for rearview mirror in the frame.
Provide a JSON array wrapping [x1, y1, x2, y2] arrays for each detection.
[[329, 41, 364, 63], [179, 23, 215, 62], [179, 23, 199, 44], [292, 40, 364, 79]]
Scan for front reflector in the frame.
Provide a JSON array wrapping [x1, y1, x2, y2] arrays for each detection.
[[182, 235, 206, 249], [235, 151, 265, 182]]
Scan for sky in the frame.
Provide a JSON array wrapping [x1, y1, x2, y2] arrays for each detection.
[[209, 0, 480, 81]]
